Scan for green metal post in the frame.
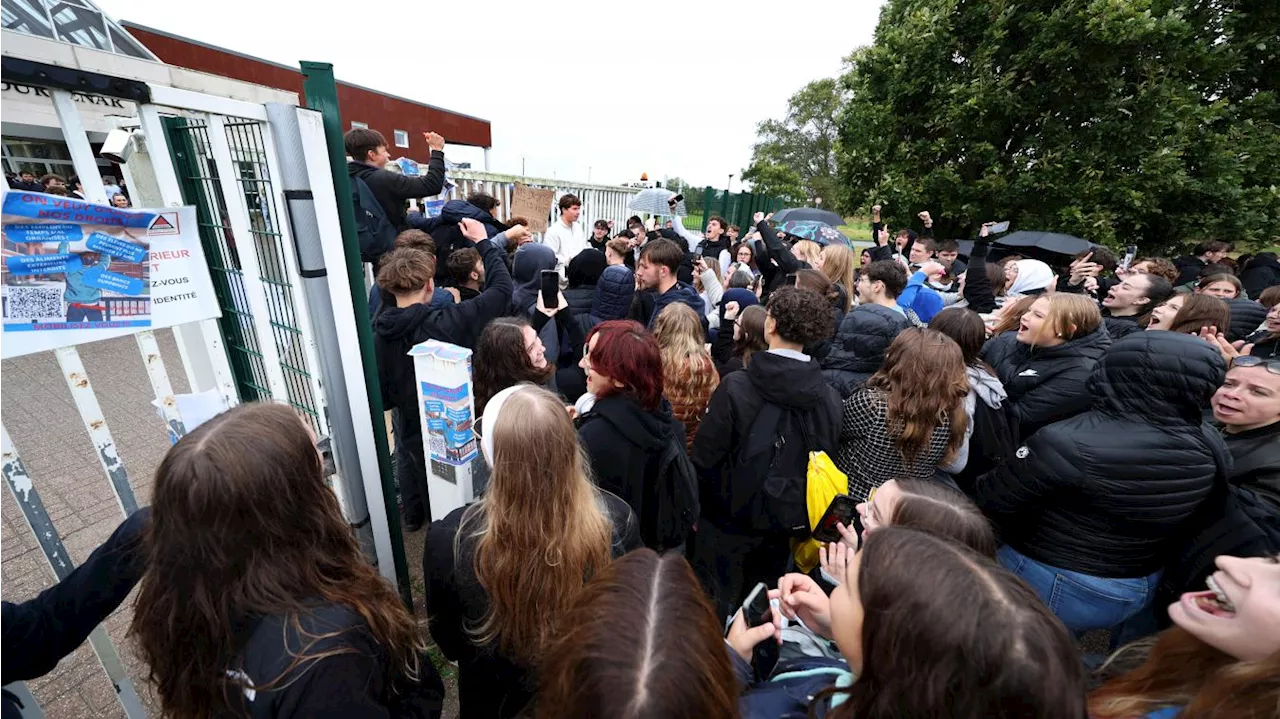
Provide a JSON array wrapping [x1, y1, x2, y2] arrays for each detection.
[[299, 61, 413, 610]]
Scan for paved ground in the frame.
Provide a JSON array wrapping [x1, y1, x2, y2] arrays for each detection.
[[0, 331, 458, 718]]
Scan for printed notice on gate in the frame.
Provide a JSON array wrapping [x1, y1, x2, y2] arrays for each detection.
[[1, 192, 221, 359]]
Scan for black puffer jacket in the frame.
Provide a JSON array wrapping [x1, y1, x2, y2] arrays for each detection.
[[974, 332, 1228, 577], [820, 304, 911, 398], [1224, 421, 1280, 512], [1225, 297, 1268, 342], [1240, 253, 1280, 299], [1102, 313, 1143, 340], [577, 396, 689, 550], [981, 325, 1111, 439]]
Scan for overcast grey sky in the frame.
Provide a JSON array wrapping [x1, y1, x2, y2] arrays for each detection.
[[96, 0, 883, 189]]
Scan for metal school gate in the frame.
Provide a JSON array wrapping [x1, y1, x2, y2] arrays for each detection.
[[0, 58, 394, 717]]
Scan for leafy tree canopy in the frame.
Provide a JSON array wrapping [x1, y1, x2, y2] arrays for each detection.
[[743, 78, 846, 211], [836, 0, 1279, 252]]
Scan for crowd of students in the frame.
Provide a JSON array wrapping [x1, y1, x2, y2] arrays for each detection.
[[3, 128, 1279, 718]]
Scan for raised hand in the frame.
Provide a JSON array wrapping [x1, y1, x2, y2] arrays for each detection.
[[723, 300, 741, 321], [423, 131, 445, 152], [459, 218, 486, 241]]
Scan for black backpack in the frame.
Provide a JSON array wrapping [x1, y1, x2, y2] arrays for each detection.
[[652, 430, 700, 551], [725, 404, 815, 535], [351, 175, 397, 265], [953, 395, 1021, 495]]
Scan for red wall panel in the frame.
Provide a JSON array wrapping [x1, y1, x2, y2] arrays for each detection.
[[124, 24, 491, 160]]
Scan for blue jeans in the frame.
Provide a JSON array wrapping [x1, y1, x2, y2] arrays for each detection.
[[66, 306, 103, 322], [997, 545, 1160, 634]]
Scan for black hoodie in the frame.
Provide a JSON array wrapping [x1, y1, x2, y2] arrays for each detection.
[[692, 350, 842, 525], [373, 237, 512, 418], [577, 395, 688, 550]]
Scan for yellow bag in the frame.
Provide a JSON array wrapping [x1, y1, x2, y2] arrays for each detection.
[[791, 450, 849, 573]]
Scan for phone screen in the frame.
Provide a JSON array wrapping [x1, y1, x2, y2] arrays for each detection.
[[812, 494, 858, 544], [785, 273, 798, 286], [742, 582, 772, 628], [540, 270, 559, 310], [1119, 244, 1138, 272], [989, 220, 1010, 234]]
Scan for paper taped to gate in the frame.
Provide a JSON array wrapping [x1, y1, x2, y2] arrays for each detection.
[[1, 191, 220, 358]]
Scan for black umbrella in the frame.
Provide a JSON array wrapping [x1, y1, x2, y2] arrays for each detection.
[[771, 207, 845, 227], [996, 231, 1091, 257]]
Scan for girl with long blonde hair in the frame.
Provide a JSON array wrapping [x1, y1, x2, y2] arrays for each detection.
[[426, 384, 640, 718], [818, 244, 856, 312], [834, 328, 971, 501], [654, 303, 721, 448]]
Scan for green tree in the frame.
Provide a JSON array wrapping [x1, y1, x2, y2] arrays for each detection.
[[836, 0, 1280, 251], [743, 78, 846, 210]]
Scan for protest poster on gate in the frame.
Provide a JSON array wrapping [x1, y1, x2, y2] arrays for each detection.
[[1, 191, 220, 359], [509, 184, 556, 234]]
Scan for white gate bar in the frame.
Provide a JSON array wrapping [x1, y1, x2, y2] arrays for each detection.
[[50, 90, 108, 204], [258, 119, 329, 433], [54, 92, 190, 443], [204, 114, 290, 402], [2, 424, 148, 718], [137, 103, 240, 409], [147, 84, 269, 122], [296, 107, 396, 585], [136, 330, 187, 443], [54, 347, 139, 516]]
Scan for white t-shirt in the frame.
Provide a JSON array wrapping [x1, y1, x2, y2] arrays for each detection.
[[542, 219, 587, 273]]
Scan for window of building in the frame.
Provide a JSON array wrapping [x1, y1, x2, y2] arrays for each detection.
[[350, 121, 367, 129], [394, 130, 409, 148]]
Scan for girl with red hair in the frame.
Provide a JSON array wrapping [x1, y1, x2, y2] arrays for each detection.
[[576, 320, 689, 550]]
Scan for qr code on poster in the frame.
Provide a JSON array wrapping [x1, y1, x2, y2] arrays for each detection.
[[427, 432, 446, 458], [5, 286, 63, 320]]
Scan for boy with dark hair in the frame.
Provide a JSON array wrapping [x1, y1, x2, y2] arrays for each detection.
[[465, 192, 499, 215], [635, 238, 706, 330], [346, 127, 446, 232], [445, 247, 484, 300], [590, 219, 611, 252], [13, 170, 42, 192], [40, 173, 67, 192], [373, 218, 514, 529], [690, 286, 841, 617], [934, 238, 966, 276], [1175, 240, 1232, 286], [544, 193, 586, 272]]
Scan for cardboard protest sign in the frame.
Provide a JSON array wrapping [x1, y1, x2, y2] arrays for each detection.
[[509, 185, 556, 233]]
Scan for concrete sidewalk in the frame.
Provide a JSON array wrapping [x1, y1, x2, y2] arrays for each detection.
[[2, 331, 186, 717]]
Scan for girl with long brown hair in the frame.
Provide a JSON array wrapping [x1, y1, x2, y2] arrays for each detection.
[[1090, 555, 1280, 719], [653, 302, 721, 449], [425, 384, 639, 718], [130, 403, 442, 718], [834, 328, 971, 501], [738, 528, 1085, 718], [1160, 294, 1230, 335], [472, 316, 556, 415], [534, 550, 740, 719]]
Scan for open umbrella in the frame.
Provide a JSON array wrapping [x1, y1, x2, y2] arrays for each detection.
[[996, 231, 1091, 257], [772, 207, 845, 227], [776, 220, 851, 247], [627, 188, 686, 216]]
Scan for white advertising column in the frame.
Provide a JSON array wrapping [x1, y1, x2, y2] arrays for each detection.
[[411, 340, 479, 520]]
